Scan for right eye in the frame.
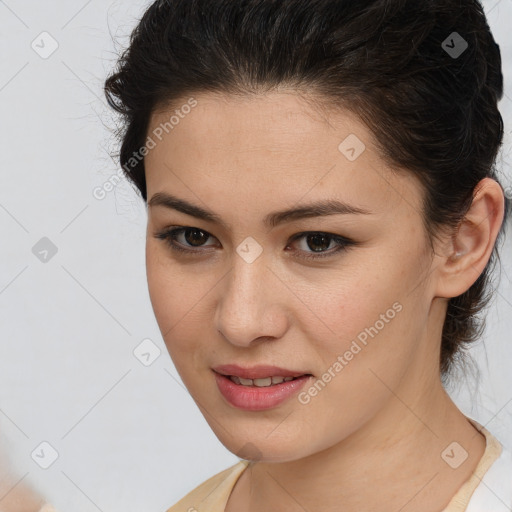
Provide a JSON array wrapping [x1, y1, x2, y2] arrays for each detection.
[[154, 226, 219, 255]]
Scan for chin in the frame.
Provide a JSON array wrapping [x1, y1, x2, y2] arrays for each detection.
[[214, 431, 313, 463]]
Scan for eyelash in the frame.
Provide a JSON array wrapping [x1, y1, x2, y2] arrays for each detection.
[[153, 226, 355, 261]]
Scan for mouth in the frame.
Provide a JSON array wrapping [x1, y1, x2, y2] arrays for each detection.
[[212, 364, 313, 387], [225, 374, 309, 387], [212, 367, 314, 411]]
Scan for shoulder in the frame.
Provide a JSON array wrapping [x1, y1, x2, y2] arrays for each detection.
[[165, 460, 250, 512]]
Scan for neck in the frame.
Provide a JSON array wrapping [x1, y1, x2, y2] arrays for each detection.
[[233, 372, 486, 512]]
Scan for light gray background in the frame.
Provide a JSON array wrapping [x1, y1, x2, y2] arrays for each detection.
[[0, 1, 511, 511]]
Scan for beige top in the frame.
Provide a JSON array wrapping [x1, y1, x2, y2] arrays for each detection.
[[166, 419, 507, 512]]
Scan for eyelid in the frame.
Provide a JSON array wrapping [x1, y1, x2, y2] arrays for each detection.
[[154, 225, 356, 260]]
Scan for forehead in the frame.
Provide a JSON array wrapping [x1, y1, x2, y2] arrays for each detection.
[[148, 90, 369, 152], [144, 91, 423, 221]]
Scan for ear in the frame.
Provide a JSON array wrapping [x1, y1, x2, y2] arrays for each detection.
[[434, 178, 505, 299]]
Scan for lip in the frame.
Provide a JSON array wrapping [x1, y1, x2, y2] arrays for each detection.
[[212, 364, 310, 380], [213, 371, 312, 411]]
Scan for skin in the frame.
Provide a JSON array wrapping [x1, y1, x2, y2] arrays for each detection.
[[0, 464, 49, 511], [144, 90, 505, 512]]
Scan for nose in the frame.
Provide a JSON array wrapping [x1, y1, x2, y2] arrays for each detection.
[[214, 253, 289, 348]]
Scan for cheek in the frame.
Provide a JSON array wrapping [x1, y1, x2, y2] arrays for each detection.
[[298, 249, 428, 386], [287, 262, 404, 351], [293, 292, 414, 446], [145, 242, 219, 369], [146, 245, 193, 340]]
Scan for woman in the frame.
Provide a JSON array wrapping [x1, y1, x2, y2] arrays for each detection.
[[104, 0, 512, 510]]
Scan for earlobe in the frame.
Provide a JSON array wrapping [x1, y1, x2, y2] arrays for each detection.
[[434, 177, 505, 299]]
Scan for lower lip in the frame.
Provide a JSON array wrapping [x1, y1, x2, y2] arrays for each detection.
[[213, 372, 312, 411]]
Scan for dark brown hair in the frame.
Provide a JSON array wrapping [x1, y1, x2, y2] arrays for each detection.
[[104, 0, 510, 378]]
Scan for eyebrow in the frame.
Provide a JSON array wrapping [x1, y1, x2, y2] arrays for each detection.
[[148, 192, 372, 229]]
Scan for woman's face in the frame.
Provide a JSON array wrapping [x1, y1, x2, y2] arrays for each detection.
[[144, 91, 445, 462]]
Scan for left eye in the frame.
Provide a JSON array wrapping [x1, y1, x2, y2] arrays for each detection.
[[154, 227, 355, 260]]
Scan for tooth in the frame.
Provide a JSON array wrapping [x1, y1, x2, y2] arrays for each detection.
[[229, 375, 300, 387], [253, 377, 272, 387]]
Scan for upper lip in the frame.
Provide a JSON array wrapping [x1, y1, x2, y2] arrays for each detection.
[[213, 364, 311, 380]]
